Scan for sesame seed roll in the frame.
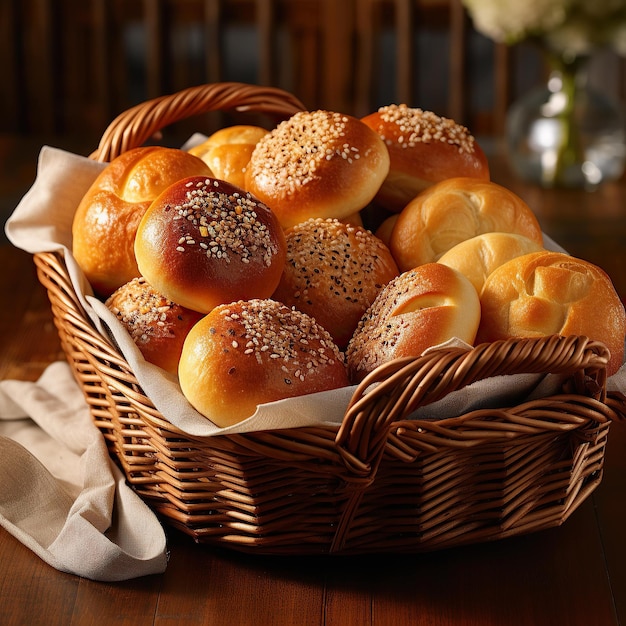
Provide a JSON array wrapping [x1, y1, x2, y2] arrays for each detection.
[[134, 176, 286, 314], [105, 276, 203, 376], [178, 299, 350, 427], [245, 110, 390, 229], [272, 218, 399, 348], [361, 104, 490, 213]]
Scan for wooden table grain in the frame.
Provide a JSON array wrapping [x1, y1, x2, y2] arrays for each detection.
[[1, 147, 626, 625]]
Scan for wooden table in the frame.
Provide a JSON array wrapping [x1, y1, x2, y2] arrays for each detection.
[[1, 150, 626, 625]]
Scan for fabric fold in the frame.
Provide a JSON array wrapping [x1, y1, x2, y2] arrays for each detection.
[[0, 362, 168, 581]]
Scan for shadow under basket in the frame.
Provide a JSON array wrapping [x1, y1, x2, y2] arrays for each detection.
[[32, 82, 626, 555]]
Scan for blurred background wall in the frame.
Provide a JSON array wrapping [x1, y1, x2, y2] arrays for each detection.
[[1, 0, 624, 236]]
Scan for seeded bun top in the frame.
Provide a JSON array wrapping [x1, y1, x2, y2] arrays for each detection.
[[361, 104, 490, 212], [105, 276, 203, 375], [134, 176, 286, 313], [72, 146, 213, 296], [245, 110, 390, 229], [178, 299, 350, 426], [272, 218, 399, 348]]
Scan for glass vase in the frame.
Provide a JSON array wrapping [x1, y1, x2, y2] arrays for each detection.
[[505, 51, 626, 189]]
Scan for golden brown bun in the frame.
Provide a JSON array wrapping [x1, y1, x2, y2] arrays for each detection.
[[361, 104, 490, 212], [188, 125, 269, 189], [134, 176, 287, 314], [245, 110, 390, 229], [105, 276, 203, 376], [346, 263, 481, 382], [72, 147, 212, 296], [477, 251, 626, 376], [389, 177, 543, 272], [272, 218, 399, 348], [179, 299, 350, 426], [438, 232, 544, 294]]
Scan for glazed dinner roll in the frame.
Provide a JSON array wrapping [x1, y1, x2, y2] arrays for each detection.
[[272, 218, 399, 348], [346, 263, 481, 382], [438, 232, 544, 294], [179, 299, 350, 427], [188, 125, 269, 189], [361, 104, 490, 213], [245, 109, 390, 229], [477, 251, 626, 376], [72, 146, 213, 296], [389, 177, 544, 272], [105, 276, 203, 376], [134, 176, 286, 314]]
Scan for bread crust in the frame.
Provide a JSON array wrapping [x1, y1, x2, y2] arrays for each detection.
[[272, 218, 399, 348], [188, 125, 269, 189], [134, 176, 286, 313], [389, 177, 544, 272], [438, 232, 544, 294], [178, 299, 349, 426], [72, 147, 212, 296], [361, 104, 490, 212], [346, 263, 481, 381], [245, 110, 390, 228], [105, 276, 203, 375], [477, 251, 626, 375]]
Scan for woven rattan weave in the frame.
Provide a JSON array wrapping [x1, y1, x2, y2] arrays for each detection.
[[33, 82, 625, 554]]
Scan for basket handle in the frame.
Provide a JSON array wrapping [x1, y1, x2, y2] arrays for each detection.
[[90, 82, 307, 162], [335, 335, 611, 475]]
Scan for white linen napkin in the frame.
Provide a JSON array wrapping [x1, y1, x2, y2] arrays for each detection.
[[0, 361, 168, 581]]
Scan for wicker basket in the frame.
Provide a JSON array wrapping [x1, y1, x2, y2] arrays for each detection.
[[33, 82, 626, 554]]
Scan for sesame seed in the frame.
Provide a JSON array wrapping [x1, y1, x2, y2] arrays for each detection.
[[105, 276, 180, 345], [376, 103, 476, 154], [247, 110, 363, 195], [212, 299, 344, 385], [171, 178, 279, 267]]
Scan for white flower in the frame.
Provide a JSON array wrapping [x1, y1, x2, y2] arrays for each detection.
[[462, 0, 626, 56], [462, 0, 569, 44]]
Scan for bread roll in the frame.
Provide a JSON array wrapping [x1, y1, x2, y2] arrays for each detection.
[[188, 125, 269, 189], [72, 146, 213, 296], [389, 177, 543, 272], [105, 276, 203, 376], [438, 232, 544, 294], [272, 218, 399, 348], [361, 104, 490, 212], [374, 214, 399, 248], [346, 263, 481, 382], [134, 176, 286, 314], [245, 110, 390, 229], [477, 251, 626, 375], [179, 299, 350, 426]]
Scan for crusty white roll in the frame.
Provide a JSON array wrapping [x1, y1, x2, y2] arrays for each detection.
[[188, 125, 269, 189], [272, 218, 399, 348], [346, 263, 481, 382], [361, 104, 490, 212], [134, 176, 286, 314], [72, 146, 213, 296], [179, 299, 350, 427], [477, 251, 626, 376], [105, 276, 203, 376], [389, 177, 544, 272], [438, 232, 544, 294], [245, 110, 390, 229]]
